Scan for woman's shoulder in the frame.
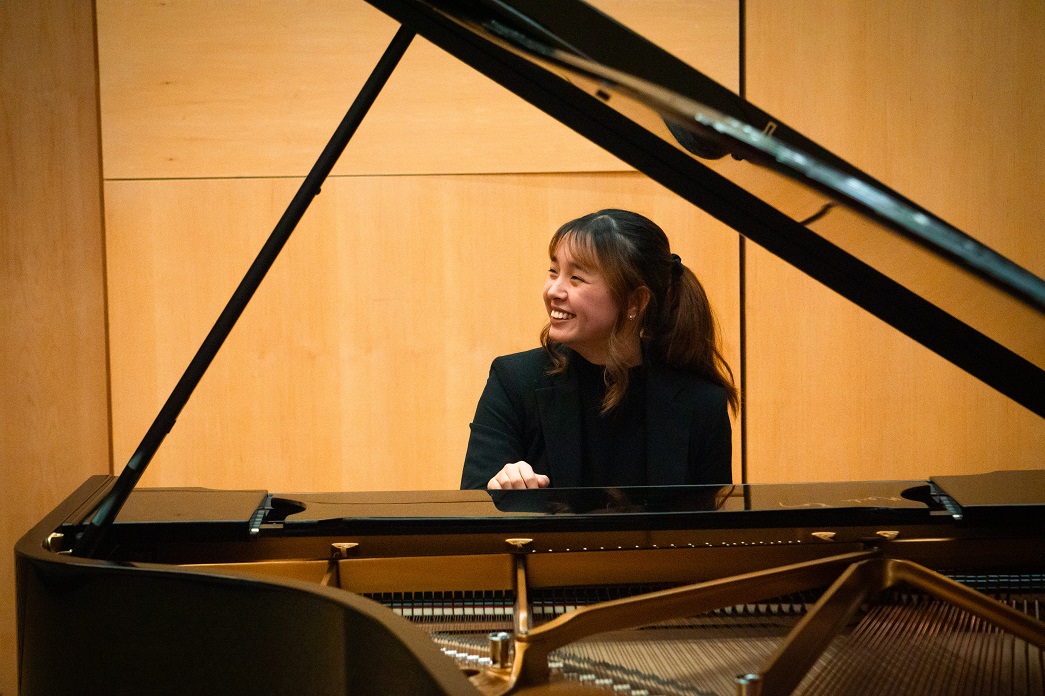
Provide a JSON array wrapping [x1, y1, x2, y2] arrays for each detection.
[[483, 348, 564, 406], [649, 361, 729, 406], [490, 347, 556, 379]]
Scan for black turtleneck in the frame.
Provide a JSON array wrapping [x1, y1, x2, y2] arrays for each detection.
[[573, 355, 648, 487]]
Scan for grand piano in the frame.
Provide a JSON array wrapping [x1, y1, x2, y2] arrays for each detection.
[[16, 1, 1045, 694]]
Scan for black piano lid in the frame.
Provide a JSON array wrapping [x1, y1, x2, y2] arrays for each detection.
[[60, 475, 1044, 542], [931, 470, 1045, 525], [271, 480, 941, 536], [257, 475, 1041, 536], [115, 488, 270, 526], [61, 487, 270, 545], [366, 0, 1045, 417], [58, 480, 940, 542]]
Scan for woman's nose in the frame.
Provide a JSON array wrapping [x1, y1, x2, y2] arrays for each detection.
[[546, 276, 566, 298]]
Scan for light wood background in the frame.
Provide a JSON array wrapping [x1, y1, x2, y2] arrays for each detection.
[[4, 2, 1044, 693], [1, 2, 110, 692], [104, 174, 741, 491]]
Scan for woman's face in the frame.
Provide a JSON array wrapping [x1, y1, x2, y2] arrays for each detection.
[[543, 239, 621, 365]]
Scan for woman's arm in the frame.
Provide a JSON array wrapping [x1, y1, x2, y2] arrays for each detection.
[[460, 359, 549, 489]]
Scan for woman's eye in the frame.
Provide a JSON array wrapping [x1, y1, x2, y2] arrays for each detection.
[[571, 275, 586, 283]]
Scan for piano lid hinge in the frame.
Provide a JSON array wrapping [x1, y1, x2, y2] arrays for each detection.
[[248, 506, 267, 535], [939, 496, 964, 521], [45, 532, 72, 554]]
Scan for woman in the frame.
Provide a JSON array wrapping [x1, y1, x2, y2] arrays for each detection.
[[460, 209, 738, 490]]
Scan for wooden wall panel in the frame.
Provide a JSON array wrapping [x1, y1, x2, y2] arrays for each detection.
[[744, 0, 1045, 482], [96, 0, 738, 180], [105, 173, 740, 491], [0, 2, 110, 693]]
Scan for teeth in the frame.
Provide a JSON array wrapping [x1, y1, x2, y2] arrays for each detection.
[[550, 310, 573, 320]]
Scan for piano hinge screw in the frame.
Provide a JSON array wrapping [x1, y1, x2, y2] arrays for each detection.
[[331, 542, 359, 558], [811, 531, 837, 542], [876, 531, 900, 540]]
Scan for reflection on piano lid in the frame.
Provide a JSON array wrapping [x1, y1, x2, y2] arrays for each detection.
[[76, 473, 1044, 551]]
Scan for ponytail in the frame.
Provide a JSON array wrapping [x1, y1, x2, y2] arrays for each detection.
[[650, 264, 738, 415]]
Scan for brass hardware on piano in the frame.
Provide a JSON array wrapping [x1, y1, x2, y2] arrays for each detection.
[[331, 542, 360, 558]]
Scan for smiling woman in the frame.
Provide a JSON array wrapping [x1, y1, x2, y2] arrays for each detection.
[[460, 209, 738, 491], [544, 241, 626, 367]]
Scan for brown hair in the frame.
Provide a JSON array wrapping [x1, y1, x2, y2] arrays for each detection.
[[540, 209, 738, 414]]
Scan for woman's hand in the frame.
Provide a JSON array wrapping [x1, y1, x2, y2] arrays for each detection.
[[487, 461, 550, 490]]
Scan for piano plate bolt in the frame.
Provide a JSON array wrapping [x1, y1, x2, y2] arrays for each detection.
[[488, 631, 513, 669]]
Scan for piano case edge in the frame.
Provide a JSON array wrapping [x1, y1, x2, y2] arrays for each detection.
[[15, 477, 478, 696]]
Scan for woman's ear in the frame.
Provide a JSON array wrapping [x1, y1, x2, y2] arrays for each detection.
[[628, 286, 651, 318]]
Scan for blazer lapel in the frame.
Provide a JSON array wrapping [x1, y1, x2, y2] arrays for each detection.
[[645, 365, 692, 485], [536, 374, 584, 487]]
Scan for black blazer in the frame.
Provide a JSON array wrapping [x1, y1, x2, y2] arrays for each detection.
[[460, 348, 732, 489]]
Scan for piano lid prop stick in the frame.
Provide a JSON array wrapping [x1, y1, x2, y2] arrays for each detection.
[[71, 25, 417, 558]]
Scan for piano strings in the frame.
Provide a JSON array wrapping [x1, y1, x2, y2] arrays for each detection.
[[365, 578, 1044, 695]]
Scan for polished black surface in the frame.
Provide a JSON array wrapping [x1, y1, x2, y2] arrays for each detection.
[[88, 473, 1045, 533], [38, 472, 1045, 555], [932, 470, 1045, 524], [59, 475, 1044, 544], [280, 481, 928, 518], [273, 481, 941, 535]]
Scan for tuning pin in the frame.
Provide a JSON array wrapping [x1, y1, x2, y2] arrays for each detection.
[[488, 631, 513, 668]]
